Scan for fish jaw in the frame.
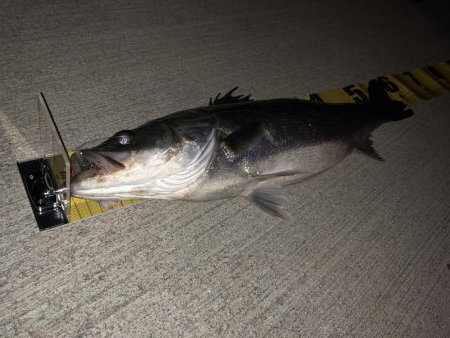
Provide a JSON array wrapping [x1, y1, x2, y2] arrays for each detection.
[[70, 160, 181, 200]]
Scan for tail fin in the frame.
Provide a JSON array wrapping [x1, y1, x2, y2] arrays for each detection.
[[368, 79, 414, 122]]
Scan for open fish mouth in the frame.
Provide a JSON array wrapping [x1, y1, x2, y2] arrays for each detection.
[[78, 149, 125, 175], [71, 146, 127, 186], [71, 136, 131, 178]]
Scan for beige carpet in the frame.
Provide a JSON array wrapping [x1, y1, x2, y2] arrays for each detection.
[[1, 0, 449, 337]]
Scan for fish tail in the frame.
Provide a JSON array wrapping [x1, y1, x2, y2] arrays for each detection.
[[368, 79, 414, 122]]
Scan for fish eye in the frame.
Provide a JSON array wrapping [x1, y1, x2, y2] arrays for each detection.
[[114, 130, 134, 146]]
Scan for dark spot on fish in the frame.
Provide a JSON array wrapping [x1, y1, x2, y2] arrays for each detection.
[[447, 263, 450, 270]]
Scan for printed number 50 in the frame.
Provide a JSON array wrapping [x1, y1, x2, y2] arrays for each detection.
[[343, 85, 368, 103]]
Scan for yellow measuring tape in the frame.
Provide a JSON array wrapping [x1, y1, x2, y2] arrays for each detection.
[[69, 60, 450, 222], [70, 195, 140, 222]]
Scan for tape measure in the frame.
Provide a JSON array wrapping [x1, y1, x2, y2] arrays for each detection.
[[303, 60, 450, 104], [69, 197, 139, 222], [69, 60, 450, 223]]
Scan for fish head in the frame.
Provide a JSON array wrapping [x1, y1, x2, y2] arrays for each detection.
[[71, 122, 186, 199]]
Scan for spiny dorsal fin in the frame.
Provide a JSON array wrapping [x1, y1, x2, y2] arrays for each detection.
[[358, 137, 384, 161], [209, 87, 252, 106]]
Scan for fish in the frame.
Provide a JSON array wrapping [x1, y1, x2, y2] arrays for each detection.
[[71, 80, 413, 220]]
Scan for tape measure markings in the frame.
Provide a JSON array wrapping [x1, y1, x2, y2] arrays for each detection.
[[121, 200, 134, 206], [425, 66, 450, 90], [413, 68, 447, 95], [308, 93, 323, 102], [302, 61, 449, 104], [381, 74, 419, 105], [72, 197, 93, 221], [86, 199, 103, 216], [394, 71, 438, 100], [433, 61, 450, 82], [70, 198, 82, 222]]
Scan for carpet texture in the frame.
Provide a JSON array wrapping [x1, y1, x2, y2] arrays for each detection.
[[1, 0, 449, 337]]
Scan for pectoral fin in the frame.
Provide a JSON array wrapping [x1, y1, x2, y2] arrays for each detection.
[[242, 183, 293, 222], [223, 122, 265, 156]]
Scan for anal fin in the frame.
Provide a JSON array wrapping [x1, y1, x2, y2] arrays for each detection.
[[358, 138, 384, 162]]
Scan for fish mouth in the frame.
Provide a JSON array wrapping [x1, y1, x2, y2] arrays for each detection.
[[72, 149, 126, 183]]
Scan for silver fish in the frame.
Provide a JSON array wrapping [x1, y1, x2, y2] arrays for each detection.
[[71, 80, 413, 220]]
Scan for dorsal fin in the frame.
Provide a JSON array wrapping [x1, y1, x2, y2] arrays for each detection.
[[209, 87, 252, 106]]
